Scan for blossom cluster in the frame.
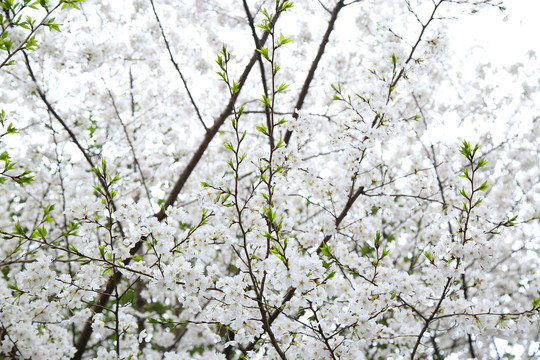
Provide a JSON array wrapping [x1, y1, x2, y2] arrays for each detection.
[[0, 0, 538, 359]]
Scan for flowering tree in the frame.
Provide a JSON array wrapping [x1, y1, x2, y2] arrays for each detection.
[[0, 0, 538, 358]]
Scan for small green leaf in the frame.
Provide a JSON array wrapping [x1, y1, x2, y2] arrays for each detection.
[[260, 94, 271, 108], [476, 158, 488, 169], [278, 33, 292, 46], [326, 270, 336, 280], [256, 47, 270, 61], [231, 81, 240, 94], [256, 124, 268, 135], [320, 244, 331, 257], [274, 139, 284, 150], [476, 181, 488, 192], [374, 230, 381, 247], [15, 221, 24, 235], [120, 288, 135, 305], [277, 83, 289, 93]]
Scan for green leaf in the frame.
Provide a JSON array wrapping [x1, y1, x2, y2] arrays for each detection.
[[269, 244, 280, 254], [473, 198, 483, 207], [476, 158, 488, 169], [459, 141, 471, 157], [278, 33, 292, 46], [256, 22, 271, 33], [505, 215, 518, 227], [374, 230, 381, 247], [256, 124, 268, 135], [44, 204, 55, 215], [15, 221, 24, 235], [231, 81, 240, 94], [6, 123, 17, 134], [277, 83, 289, 93], [280, 1, 294, 11], [120, 288, 136, 305], [326, 270, 336, 280], [320, 244, 331, 257], [476, 181, 488, 192], [68, 1, 81, 10], [260, 94, 271, 108], [47, 18, 61, 32], [216, 54, 224, 68], [216, 71, 226, 82], [256, 47, 270, 61], [274, 139, 285, 150]]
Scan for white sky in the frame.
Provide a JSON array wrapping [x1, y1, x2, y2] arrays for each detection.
[[423, 0, 540, 144], [448, 3, 539, 356], [449, 0, 540, 65]]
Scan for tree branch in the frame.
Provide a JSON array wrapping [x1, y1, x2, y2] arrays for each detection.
[[72, 9, 284, 359], [149, 0, 207, 132], [284, 0, 346, 145]]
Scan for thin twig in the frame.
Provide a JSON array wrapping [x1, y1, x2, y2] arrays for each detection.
[[149, 0, 207, 131]]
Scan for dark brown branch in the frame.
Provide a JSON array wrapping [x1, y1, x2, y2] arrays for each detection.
[[154, 11, 281, 222], [284, 0, 345, 145], [410, 278, 452, 359], [23, 51, 125, 241], [73, 10, 283, 359], [387, 0, 443, 103], [241, 181, 365, 356], [316, 183, 365, 254], [0, 3, 63, 69], [73, 271, 123, 358]]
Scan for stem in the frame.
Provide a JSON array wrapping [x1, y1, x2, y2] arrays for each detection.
[[284, 0, 345, 145]]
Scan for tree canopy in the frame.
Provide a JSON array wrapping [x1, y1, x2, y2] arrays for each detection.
[[0, 0, 538, 359]]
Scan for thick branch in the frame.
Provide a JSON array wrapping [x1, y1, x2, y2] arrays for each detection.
[[284, 0, 345, 145], [73, 10, 283, 359], [23, 52, 125, 240], [154, 12, 281, 222]]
